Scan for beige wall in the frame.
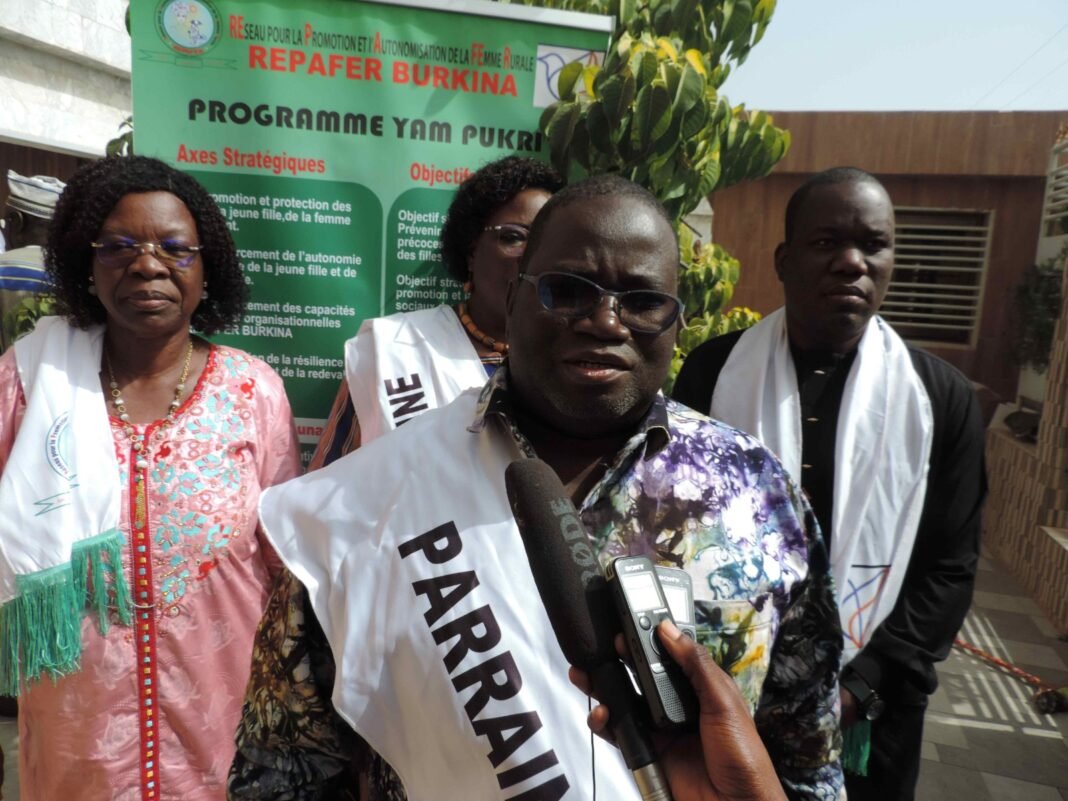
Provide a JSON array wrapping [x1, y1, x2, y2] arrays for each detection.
[[983, 244, 1068, 632]]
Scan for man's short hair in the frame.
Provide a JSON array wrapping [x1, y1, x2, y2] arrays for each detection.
[[783, 167, 886, 242], [521, 174, 677, 270]]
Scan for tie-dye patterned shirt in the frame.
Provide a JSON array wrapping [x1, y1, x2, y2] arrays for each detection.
[[230, 370, 843, 801], [481, 371, 844, 800]]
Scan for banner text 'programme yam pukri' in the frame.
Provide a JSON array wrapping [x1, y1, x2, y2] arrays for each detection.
[[132, 0, 610, 459]]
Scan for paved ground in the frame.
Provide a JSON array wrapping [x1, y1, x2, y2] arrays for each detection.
[[917, 551, 1068, 800]]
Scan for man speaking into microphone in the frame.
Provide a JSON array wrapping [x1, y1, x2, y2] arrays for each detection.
[[229, 175, 843, 801]]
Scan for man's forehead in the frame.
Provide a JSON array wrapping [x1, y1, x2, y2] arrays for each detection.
[[527, 214, 675, 289], [542, 193, 651, 232], [795, 181, 894, 229], [535, 196, 670, 253]]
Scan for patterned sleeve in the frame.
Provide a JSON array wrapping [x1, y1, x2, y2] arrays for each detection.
[[753, 471, 844, 801], [307, 379, 362, 471], [0, 349, 25, 475], [247, 356, 302, 576], [250, 357, 302, 488], [227, 568, 364, 800]]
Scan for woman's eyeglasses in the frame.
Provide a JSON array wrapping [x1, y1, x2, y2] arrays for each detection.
[[91, 238, 202, 269], [482, 223, 530, 258], [518, 271, 683, 334]]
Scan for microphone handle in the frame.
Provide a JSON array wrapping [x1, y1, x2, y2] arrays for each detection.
[[589, 662, 675, 801], [633, 762, 673, 801]]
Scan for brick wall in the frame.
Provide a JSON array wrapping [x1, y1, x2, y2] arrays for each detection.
[[983, 257, 1068, 630]]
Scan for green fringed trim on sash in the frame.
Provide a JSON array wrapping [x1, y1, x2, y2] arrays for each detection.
[[842, 719, 872, 776], [0, 529, 132, 696]]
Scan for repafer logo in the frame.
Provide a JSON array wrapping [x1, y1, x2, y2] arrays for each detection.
[[156, 0, 222, 56], [532, 45, 604, 108], [35, 412, 77, 516], [44, 412, 73, 481], [842, 565, 892, 649]]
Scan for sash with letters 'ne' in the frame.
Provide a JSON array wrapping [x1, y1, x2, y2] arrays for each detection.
[[345, 306, 487, 443]]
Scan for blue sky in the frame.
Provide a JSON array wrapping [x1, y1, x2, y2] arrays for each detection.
[[719, 0, 1068, 111]]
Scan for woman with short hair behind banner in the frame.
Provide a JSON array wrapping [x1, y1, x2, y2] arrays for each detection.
[[308, 155, 564, 467]]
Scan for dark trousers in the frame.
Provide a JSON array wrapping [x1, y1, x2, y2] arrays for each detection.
[[845, 696, 928, 801]]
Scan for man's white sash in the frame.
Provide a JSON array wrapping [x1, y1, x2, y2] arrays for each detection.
[[710, 309, 933, 663], [345, 307, 486, 444], [260, 393, 640, 801]]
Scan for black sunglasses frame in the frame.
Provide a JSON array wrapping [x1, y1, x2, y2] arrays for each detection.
[[517, 271, 684, 335]]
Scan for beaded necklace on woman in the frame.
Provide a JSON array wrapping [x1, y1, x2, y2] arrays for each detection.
[[104, 339, 194, 474], [457, 279, 507, 363]]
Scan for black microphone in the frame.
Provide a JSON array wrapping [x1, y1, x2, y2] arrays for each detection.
[[505, 458, 673, 801]]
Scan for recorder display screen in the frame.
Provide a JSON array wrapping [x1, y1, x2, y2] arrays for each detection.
[[662, 585, 692, 624], [621, 572, 662, 612]]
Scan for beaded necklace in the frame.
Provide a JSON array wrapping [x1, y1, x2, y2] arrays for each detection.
[[458, 302, 508, 355], [105, 340, 194, 475]]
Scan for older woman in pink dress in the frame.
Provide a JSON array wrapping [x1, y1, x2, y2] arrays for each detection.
[[0, 156, 299, 800]]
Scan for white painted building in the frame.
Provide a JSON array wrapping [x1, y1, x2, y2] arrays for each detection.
[[1, 0, 132, 157]]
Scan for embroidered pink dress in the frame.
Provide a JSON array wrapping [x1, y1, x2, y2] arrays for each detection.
[[0, 344, 301, 801]]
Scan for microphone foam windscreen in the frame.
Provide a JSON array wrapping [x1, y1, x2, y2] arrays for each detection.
[[505, 458, 619, 670]]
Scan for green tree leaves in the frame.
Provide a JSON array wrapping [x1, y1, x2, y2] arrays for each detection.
[[535, 19, 788, 222], [499, 0, 785, 379]]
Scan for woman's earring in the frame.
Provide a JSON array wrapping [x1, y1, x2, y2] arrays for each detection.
[[87, 277, 97, 296], [202, 282, 209, 299]]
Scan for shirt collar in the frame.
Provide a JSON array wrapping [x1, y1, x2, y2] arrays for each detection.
[[468, 366, 671, 462], [789, 341, 858, 374]]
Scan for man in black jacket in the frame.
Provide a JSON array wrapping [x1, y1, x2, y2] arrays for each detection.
[[673, 166, 987, 801]]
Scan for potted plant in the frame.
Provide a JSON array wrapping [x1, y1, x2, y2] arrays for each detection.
[[1012, 240, 1066, 408]]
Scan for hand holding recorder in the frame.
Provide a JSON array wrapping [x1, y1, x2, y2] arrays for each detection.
[[506, 457, 786, 801], [570, 618, 788, 801]]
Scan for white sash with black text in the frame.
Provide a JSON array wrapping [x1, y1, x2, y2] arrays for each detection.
[[260, 391, 640, 801], [345, 306, 486, 444]]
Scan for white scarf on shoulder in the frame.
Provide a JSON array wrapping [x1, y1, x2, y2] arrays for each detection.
[[711, 309, 933, 663], [345, 306, 486, 444], [0, 316, 130, 693]]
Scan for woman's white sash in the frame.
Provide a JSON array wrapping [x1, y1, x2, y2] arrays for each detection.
[[711, 309, 933, 663], [345, 306, 486, 444], [0, 317, 131, 693]]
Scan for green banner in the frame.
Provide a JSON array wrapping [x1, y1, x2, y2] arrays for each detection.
[[131, 0, 610, 459]]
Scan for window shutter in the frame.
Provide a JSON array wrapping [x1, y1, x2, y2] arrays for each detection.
[[882, 207, 992, 346]]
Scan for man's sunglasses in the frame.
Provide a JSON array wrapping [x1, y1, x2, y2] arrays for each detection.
[[518, 271, 683, 335]]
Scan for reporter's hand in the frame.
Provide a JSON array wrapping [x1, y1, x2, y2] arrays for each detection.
[[570, 620, 787, 801]]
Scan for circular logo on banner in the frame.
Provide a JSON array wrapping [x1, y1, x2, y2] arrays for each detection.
[[45, 412, 74, 481], [156, 0, 221, 55]]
